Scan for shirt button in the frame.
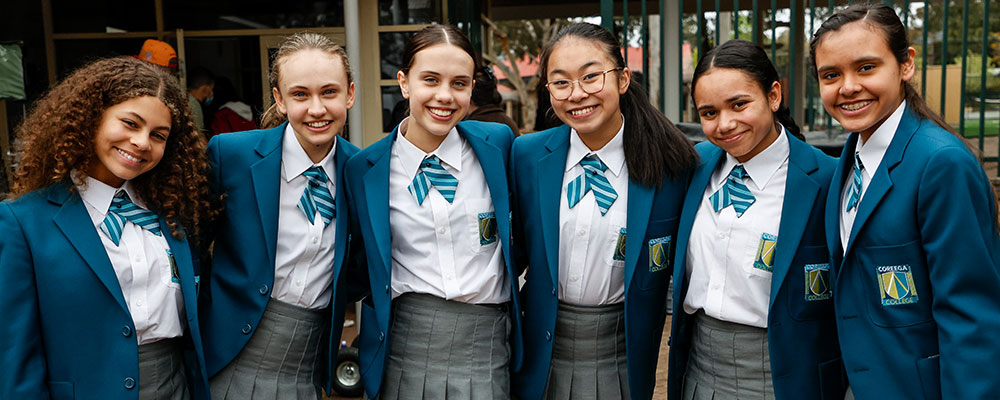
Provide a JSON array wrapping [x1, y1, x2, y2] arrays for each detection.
[[259, 285, 269, 295], [439, 227, 447, 234], [446, 275, 454, 280], [312, 237, 319, 244], [124, 377, 135, 389], [717, 232, 726, 239], [570, 275, 579, 282], [135, 300, 143, 307], [242, 324, 252, 334], [121, 326, 132, 337], [296, 280, 304, 286], [578, 229, 586, 237]]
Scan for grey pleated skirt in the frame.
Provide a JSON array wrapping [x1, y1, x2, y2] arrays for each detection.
[[542, 301, 629, 400], [210, 298, 329, 400], [682, 311, 774, 400], [138, 338, 190, 400], [378, 292, 511, 400]]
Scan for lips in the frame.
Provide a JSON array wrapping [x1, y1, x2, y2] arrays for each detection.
[[568, 105, 597, 118], [427, 106, 456, 121], [115, 147, 145, 165], [838, 100, 873, 113]]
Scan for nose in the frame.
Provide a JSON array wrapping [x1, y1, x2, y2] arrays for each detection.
[[566, 80, 589, 102], [131, 131, 151, 151], [840, 73, 862, 96], [307, 95, 326, 116], [434, 85, 454, 103], [719, 111, 738, 132]]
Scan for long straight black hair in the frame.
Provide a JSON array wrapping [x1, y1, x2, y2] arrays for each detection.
[[692, 39, 805, 141], [538, 22, 698, 186]]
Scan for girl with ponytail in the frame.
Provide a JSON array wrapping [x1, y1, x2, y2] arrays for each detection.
[[510, 22, 696, 400], [811, 4, 1000, 399], [667, 39, 845, 400]]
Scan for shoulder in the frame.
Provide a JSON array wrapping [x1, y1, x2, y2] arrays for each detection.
[[347, 132, 393, 172], [207, 125, 279, 157], [337, 136, 362, 158], [693, 140, 718, 158], [512, 125, 565, 155], [459, 120, 514, 146], [1, 185, 64, 221], [789, 135, 838, 181]]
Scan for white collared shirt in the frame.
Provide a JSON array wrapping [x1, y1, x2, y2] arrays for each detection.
[[272, 123, 338, 309], [683, 128, 790, 328], [388, 120, 510, 304], [558, 120, 629, 306], [77, 176, 185, 345], [840, 101, 906, 252]]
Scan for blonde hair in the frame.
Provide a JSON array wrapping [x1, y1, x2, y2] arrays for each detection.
[[260, 32, 353, 129]]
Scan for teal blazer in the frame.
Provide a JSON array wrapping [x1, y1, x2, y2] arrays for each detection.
[[667, 133, 847, 400], [509, 124, 687, 400], [825, 106, 1000, 399], [343, 120, 522, 399], [201, 123, 361, 393], [0, 181, 210, 400]]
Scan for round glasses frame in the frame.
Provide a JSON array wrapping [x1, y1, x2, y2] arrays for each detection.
[[545, 67, 624, 101]]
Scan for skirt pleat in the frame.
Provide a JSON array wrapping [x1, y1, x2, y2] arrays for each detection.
[[543, 302, 629, 400], [681, 311, 774, 400], [137, 338, 190, 400]]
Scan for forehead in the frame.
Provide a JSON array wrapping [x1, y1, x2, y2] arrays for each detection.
[[815, 21, 891, 64], [278, 49, 348, 87], [546, 37, 615, 75], [410, 43, 475, 74], [693, 68, 761, 103]]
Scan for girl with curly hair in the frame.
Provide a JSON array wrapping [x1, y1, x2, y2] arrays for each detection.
[[0, 56, 215, 399]]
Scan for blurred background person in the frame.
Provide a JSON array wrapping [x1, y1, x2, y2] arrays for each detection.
[[208, 77, 256, 139], [466, 63, 519, 135]]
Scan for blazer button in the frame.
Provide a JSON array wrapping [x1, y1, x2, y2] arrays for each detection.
[[121, 326, 132, 337], [124, 377, 135, 389], [259, 285, 269, 295], [551, 288, 556, 296], [385, 285, 390, 294], [242, 324, 252, 334], [379, 332, 385, 342], [545, 330, 552, 341]]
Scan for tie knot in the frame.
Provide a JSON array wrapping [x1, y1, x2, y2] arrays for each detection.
[[422, 155, 444, 170], [303, 166, 329, 183], [854, 152, 864, 169], [730, 165, 749, 180], [111, 190, 133, 209], [580, 155, 607, 172]]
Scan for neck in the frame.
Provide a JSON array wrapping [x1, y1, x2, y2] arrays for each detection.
[[578, 113, 623, 151], [402, 119, 449, 153], [298, 137, 335, 164]]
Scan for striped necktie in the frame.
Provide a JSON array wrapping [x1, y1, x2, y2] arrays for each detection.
[[409, 155, 459, 204], [711, 165, 756, 217], [567, 154, 618, 216], [845, 152, 864, 212], [100, 191, 162, 246], [299, 166, 335, 226]]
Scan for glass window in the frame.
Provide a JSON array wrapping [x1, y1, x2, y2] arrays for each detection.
[[164, 0, 345, 30], [382, 85, 406, 133], [55, 38, 150, 78], [379, 32, 412, 79], [378, 0, 439, 25], [52, 0, 156, 33]]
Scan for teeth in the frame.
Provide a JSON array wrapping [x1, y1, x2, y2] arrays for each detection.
[[306, 121, 331, 128], [570, 106, 595, 116], [117, 148, 142, 163], [429, 108, 453, 117], [840, 101, 871, 111]]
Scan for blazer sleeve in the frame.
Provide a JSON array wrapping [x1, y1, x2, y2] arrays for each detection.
[[341, 159, 371, 303], [508, 138, 528, 276], [0, 203, 50, 399], [917, 145, 1000, 397]]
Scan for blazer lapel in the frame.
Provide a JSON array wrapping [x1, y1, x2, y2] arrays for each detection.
[[460, 125, 514, 270], [538, 126, 571, 289], [363, 131, 396, 278], [49, 185, 129, 314], [827, 136, 856, 268], [250, 124, 284, 267], [623, 180, 653, 296], [673, 145, 723, 306], [769, 136, 820, 311], [332, 137, 352, 274]]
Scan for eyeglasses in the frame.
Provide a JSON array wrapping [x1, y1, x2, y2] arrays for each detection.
[[545, 68, 623, 101]]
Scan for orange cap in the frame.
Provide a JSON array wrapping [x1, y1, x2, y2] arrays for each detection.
[[134, 39, 178, 68]]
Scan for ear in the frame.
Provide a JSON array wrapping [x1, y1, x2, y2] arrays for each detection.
[[345, 82, 356, 110], [272, 87, 287, 115], [397, 70, 410, 99], [900, 46, 916, 83], [617, 67, 631, 95], [767, 80, 782, 113]]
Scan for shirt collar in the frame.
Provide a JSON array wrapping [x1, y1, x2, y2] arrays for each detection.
[[855, 100, 906, 174], [75, 174, 146, 223], [715, 124, 790, 191], [566, 115, 626, 178], [395, 117, 463, 179], [282, 122, 338, 182]]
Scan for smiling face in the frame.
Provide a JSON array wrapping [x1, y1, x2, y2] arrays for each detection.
[[88, 95, 171, 188], [273, 49, 355, 163], [545, 37, 629, 149], [397, 43, 475, 152], [814, 21, 914, 140], [694, 68, 782, 163]]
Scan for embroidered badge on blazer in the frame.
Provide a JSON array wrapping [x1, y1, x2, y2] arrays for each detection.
[[478, 212, 498, 245], [804, 263, 832, 301], [753, 232, 778, 272], [613, 227, 627, 261], [648, 235, 671, 272], [877, 264, 919, 306]]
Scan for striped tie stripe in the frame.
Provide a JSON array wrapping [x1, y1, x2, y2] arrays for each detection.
[[409, 155, 459, 204], [710, 165, 756, 217], [299, 166, 335, 226], [100, 191, 162, 246], [567, 155, 618, 216], [845, 152, 864, 212]]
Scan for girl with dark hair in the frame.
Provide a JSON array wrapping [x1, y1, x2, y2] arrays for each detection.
[[667, 39, 846, 400], [201, 32, 361, 399], [811, 4, 1000, 399], [343, 24, 522, 400], [0, 56, 214, 399], [511, 22, 697, 400]]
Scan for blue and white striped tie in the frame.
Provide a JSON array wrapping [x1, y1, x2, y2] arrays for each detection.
[[711, 165, 756, 217], [409, 155, 459, 204], [100, 191, 162, 246], [299, 166, 335, 226], [845, 152, 864, 212], [567, 155, 618, 216]]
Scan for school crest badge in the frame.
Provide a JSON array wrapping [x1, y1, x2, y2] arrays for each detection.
[[753, 232, 778, 272], [478, 212, 498, 245], [648, 235, 671, 272], [877, 264, 919, 306], [613, 227, 627, 261], [804, 263, 831, 301]]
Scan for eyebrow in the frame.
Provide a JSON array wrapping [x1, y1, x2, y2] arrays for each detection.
[[125, 111, 147, 125], [817, 55, 882, 73], [696, 93, 751, 111], [550, 60, 601, 76], [417, 70, 472, 80]]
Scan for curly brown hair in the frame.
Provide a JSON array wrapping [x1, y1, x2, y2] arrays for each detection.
[[11, 56, 218, 243]]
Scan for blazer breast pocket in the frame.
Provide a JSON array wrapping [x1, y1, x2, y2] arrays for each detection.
[[637, 217, 679, 291], [787, 245, 835, 321], [854, 240, 933, 328]]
